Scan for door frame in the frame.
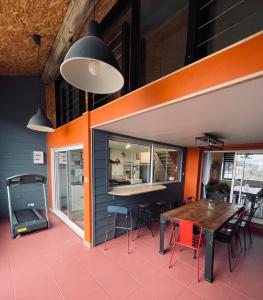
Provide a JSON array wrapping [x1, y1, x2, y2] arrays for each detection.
[[203, 149, 263, 203], [51, 144, 84, 239]]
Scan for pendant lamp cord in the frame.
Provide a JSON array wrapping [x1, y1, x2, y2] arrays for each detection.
[[93, 0, 95, 20], [37, 43, 41, 108]]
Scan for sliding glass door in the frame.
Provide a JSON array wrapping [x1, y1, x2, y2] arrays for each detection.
[[230, 152, 263, 219], [54, 146, 84, 231]]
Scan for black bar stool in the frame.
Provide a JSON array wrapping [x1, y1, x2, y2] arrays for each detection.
[[137, 202, 155, 238], [155, 200, 167, 216], [104, 205, 133, 254]]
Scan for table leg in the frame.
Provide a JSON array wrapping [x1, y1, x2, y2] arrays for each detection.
[[159, 214, 167, 255], [204, 230, 215, 283]]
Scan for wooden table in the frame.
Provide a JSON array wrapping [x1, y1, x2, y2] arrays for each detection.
[[109, 184, 166, 197], [159, 200, 243, 283]]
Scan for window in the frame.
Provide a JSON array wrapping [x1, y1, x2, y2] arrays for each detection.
[[55, 75, 85, 127], [108, 137, 181, 188], [222, 152, 235, 180], [109, 140, 151, 187], [153, 147, 179, 182]]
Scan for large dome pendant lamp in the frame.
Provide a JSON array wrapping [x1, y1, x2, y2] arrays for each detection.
[[27, 34, 55, 132], [60, 1, 124, 94]]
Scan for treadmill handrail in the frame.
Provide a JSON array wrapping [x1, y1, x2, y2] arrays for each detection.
[[6, 174, 47, 187]]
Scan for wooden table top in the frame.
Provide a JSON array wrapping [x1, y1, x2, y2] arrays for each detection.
[[108, 184, 167, 196], [163, 200, 243, 232]]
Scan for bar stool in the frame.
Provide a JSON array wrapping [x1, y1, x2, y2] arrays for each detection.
[[104, 205, 133, 254], [137, 202, 155, 238], [155, 200, 167, 215]]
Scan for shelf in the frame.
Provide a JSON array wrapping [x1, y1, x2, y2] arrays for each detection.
[[108, 184, 167, 196]]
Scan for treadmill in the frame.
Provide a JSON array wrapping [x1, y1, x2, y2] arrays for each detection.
[[6, 174, 49, 238]]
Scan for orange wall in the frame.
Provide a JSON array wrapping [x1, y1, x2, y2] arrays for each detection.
[[184, 148, 203, 200], [47, 115, 93, 244], [90, 32, 263, 128]]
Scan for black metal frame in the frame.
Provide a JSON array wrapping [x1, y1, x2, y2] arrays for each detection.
[[55, 75, 85, 127]]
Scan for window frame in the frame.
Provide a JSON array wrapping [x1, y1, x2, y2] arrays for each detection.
[[108, 135, 183, 190], [221, 152, 235, 181]]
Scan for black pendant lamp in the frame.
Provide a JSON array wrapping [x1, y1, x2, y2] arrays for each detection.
[[27, 34, 55, 132], [60, 3, 124, 94]]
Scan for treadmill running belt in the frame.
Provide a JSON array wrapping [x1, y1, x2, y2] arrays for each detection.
[[14, 209, 39, 223]]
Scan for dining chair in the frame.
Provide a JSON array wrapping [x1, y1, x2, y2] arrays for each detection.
[[169, 218, 203, 282], [240, 204, 258, 250], [215, 211, 244, 272]]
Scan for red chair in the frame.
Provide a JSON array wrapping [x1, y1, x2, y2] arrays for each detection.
[[169, 218, 203, 282]]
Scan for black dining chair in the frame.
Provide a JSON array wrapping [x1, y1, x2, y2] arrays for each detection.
[[215, 210, 245, 272], [239, 204, 258, 250]]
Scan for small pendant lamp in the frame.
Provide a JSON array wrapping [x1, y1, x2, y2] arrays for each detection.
[[60, 1, 124, 94], [27, 34, 55, 132]]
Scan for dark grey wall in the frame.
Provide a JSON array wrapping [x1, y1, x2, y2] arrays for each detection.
[[92, 129, 185, 246], [0, 76, 48, 217]]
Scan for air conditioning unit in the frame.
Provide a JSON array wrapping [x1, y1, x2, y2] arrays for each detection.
[[195, 134, 224, 150]]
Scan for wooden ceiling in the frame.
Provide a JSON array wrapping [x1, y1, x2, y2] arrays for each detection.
[[0, 0, 70, 76]]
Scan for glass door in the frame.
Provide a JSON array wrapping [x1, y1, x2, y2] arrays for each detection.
[[68, 149, 84, 229], [54, 147, 84, 231], [55, 151, 69, 217], [230, 152, 263, 219]]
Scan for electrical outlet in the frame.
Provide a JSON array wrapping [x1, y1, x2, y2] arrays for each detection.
[[28, 203, 35, 208]]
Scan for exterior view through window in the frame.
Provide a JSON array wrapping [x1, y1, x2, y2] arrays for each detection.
[[109, 138, 180, 188]]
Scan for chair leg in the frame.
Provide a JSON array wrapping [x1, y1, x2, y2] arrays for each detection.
[[239, 234, 243, 253], [169, 223, 175, 245], [230, 238, 234, 258], [113, 214, 117, 239], [126, 214, 130, 254], [243, 229, 247, 251], [193, 249, 197, 259], [149, 213, 154, 237], [137, 210, 142, 238], [197, 251, 200, 282], [130, 210, 134, 241], [104, 214, 110, 250], [248, 225, 252, 244], [169, 224, 177, 268], [227, 242, 232, 272]]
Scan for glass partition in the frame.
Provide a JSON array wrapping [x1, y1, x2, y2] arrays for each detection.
[[108, 138, 181, 188], [109, 140, 151, 187]]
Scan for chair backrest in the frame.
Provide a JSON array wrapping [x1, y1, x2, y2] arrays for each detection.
[[246, 205, 258, 225], [173, 218, 202, 250], [231, 210, 245, 235]]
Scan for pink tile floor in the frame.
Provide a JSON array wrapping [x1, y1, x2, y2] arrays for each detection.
[[1, 213, 263, 300]]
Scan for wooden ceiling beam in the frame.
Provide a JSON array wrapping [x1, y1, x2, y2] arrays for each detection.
[[42, 0, 94, 84], [42, 0, 117, 84]]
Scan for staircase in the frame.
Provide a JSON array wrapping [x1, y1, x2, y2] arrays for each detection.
[[155, 151, 178, 181]]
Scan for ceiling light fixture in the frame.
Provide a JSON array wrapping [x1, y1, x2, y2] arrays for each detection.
[[195, 134, 224, 150], [60, 1, 124, 94], [27, 34, 54, 132]]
